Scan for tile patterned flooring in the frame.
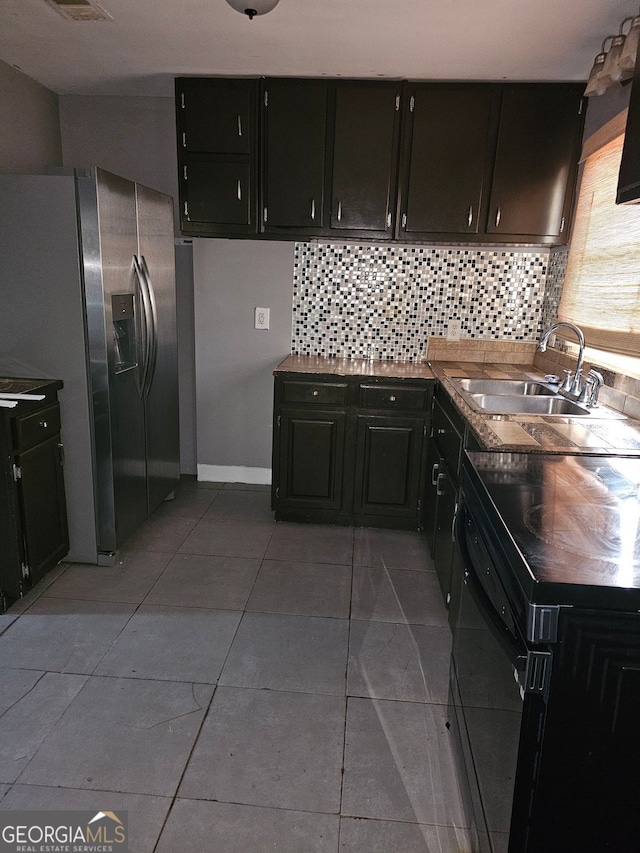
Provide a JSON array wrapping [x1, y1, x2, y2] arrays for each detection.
[[0, 478, 474, 852]]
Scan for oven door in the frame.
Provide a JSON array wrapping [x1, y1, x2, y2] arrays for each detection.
[[450, 501, 551, 853]]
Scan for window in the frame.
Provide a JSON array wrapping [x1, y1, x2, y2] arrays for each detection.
[[559, 116, 640, 359]]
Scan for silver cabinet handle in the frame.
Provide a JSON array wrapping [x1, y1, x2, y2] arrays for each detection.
[[237, 179, 242, 201], [389, 394, 396, 402], [402, 212, 407, 228], [495, 207, 501, 227], [431, 463, 439, 486], [337, 201, 342, 222], [237, 114, 242, 137], [451, 500, 459, 543], [387, 212, 392, 228], [312, 389, 319, 397], [40, 421, 48, 429], [560, 216, 566, 233], [436, 471, 447, 497], [311, 199, 316, 221], [467, 205, 473, 227]]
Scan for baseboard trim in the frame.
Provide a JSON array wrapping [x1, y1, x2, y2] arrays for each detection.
[[197, 464, 272, 485]]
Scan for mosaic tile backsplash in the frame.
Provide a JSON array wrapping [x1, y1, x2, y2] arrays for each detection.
[[292, 242, 556, 361]]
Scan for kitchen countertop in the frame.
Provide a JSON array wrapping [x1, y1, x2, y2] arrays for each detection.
[[431, 361, 640, 456], [274, 354, 436, 380], [273, 354, 640, 456]]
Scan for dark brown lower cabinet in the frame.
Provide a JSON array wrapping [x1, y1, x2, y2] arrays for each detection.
[[272, 373, 433, 529], [276, 408, 347, 513], [0, 380, 69, 610], [353, 415, 424, 522], [423, 388, 465, 607]]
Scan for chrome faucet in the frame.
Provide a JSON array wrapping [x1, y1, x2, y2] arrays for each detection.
[[537, 322, 586, 398]]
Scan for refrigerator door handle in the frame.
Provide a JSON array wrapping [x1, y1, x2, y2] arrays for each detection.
[[139, 255, 158, 398], [132, 254, 151, 398]]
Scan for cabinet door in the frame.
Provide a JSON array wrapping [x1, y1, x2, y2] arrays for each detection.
[[353, 415, 424, 519], [330, 81, 401, 237], [17, 434, 69, 586], [176, 78, 258, 236], [182, 161, 252, 226], [398, 84, 495, 237], [423, 437, 440, 556], [276, 408, 346, 511], [432, 460, 457, 605], [177, 78, 254, 155], [262, 79, 328, 231], [486, 84, 584, 239]]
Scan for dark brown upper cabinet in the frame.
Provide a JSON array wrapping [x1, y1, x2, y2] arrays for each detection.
[[329, 81, 402, 239], [178, 78, 254, 155], [486, 84, 585, 241], [261, 78, 329, 233], [397, 84, 498, 239], [175, 76, 584, 246], [176, 77, 258, 236], [617, 63, 640, 204]]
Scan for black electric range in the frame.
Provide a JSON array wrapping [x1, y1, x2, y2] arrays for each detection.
[[463, 450, 640, 614], [454, 451, 640, 852]]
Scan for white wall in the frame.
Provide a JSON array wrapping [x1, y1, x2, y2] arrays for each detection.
[[194, 239, 294, 482], [0, 60, 62, 173]]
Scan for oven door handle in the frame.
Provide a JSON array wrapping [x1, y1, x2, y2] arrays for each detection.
[[458, 520, 551, 698]]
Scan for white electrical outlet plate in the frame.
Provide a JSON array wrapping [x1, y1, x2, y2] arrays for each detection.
[[255, 307, 270, 330], [446, 319, 462, 342]]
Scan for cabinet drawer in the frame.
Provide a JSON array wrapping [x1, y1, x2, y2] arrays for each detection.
[[359, 384, 428, 412], [282, 380, 348, 406], [13, 404, 61, 453]]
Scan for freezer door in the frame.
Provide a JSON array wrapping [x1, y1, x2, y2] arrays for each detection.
[[135, 184, 180, 513], [82, 168, 148, 553]]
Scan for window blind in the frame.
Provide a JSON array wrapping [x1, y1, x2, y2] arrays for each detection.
[[559, 129, 640, 357]]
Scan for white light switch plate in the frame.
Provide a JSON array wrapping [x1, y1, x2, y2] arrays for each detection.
[[255, 307, 270, 330]]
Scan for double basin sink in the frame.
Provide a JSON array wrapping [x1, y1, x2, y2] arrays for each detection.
[[451, 378, 625, 419]]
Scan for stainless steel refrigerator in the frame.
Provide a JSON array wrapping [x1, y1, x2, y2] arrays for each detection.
[[0, 167, 180, 564]]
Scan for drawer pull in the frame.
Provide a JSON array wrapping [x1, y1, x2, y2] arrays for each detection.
[[40, 421, 48, 429], [437, 428, 446, 435], [312, 390, 319, 397], [389, 395, 396, 402]]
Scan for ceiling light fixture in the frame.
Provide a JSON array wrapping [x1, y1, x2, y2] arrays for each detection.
[[585, 12, 639, 96], [225, 0, 279, 20]]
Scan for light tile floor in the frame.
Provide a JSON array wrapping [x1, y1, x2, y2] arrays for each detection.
[[0, 478, 474, 852]]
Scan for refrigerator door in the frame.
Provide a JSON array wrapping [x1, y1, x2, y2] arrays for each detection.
[[80, 168, 148, 555], [135, 184, 180, 513]]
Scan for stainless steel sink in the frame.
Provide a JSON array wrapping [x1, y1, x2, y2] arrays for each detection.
[[449, 376, 626, 419], [470, 395, 589, 416], [454, 378, 557, 396]]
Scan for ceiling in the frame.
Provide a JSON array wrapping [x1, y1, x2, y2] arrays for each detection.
[[0, 0, 635, 97]]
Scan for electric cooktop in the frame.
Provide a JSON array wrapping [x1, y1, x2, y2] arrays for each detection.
[[464, 451, 640, 611]]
